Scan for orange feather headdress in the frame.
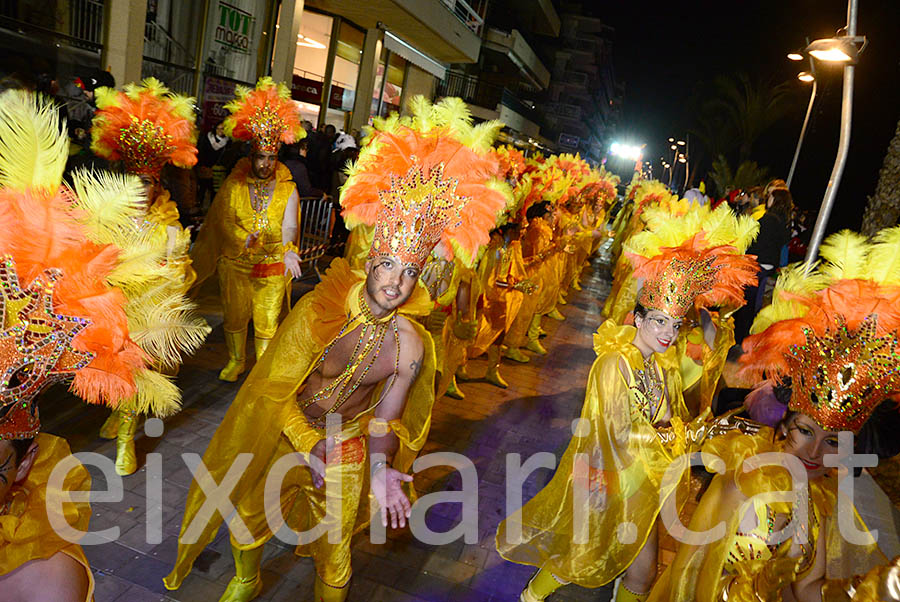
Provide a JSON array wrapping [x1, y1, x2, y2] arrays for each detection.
[[740, 228, 900, 432], [223, 77, 305, 153], [625, 203, 760, 319], [340, 96, 511, 269], [91, 77, 198, 177], [0, 90, 207, 440]]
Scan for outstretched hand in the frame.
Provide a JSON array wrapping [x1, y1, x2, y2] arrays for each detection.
[[372, 467, 413, 529]]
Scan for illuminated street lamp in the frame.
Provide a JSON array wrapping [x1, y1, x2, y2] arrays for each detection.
[[803, 0, 867, 265], [787, 51, 804, 61], [787, 44, 818, 189], [676, 140, 685, 146], [797, 71, 815, 82]]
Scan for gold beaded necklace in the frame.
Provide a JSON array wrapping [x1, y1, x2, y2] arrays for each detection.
[[301, 286, 401, 426], [249, 178, 275, 233]]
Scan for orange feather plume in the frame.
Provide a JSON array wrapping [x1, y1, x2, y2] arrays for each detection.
[[223, 77, 304, 152], [91, 78, 197, 176]]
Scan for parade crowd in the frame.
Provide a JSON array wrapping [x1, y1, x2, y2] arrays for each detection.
[[1, 70, 899, 602]]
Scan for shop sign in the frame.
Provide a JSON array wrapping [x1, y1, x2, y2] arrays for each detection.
[[291, 75, 354, 111], [200, 76, 238, 131], [558, 133, 580, 148], [214, 1, 255, 55]]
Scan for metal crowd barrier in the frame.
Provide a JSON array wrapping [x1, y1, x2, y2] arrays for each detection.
[[296, 195, 337, 279]]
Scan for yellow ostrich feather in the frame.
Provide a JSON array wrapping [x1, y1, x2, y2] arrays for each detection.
[[749, 262, 829, 334], [864, 225, 900, 286], [818, 229, 869, 281], [127, 369, 181, 417], [0, 89, 68, 191]]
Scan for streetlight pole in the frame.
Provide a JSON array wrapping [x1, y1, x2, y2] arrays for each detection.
[[786, 41, 817, 189], [804, 0, 859, 265]]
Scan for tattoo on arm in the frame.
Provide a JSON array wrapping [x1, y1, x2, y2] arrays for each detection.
[[410, 358, 421, 379], [0, 452, 14, 485]]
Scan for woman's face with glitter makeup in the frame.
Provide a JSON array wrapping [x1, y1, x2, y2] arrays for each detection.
[[633, 309, 682, 357], [782, 413, 841, 481]]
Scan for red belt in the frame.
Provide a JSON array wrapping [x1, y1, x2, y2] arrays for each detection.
[[250, 262, 285, 278]]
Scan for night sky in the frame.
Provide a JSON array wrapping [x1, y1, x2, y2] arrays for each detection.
[[587, 0, 900, 232]]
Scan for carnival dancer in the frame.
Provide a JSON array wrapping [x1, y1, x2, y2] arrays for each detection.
[[648, 227, 900, 601], [90, 77, 210, 474], [0, 90, 205, 601], [163, 96, 507, 602], [625, 201, 759, 414], [190, 77, 304, 382], [496, 206, 758, 602]]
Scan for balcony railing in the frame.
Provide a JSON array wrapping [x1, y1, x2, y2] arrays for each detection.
[[0, 0, 103, 51], [437, 71, 549, 132], [144, 20, 194, 69], [440, 0, 486, 36]]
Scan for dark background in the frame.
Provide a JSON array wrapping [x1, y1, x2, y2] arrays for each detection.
[[589, 0, 900, 231]]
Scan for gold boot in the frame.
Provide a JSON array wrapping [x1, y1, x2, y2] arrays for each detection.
[[547, 307, 566, 321], [99, 410, 121, 439], [445, 376, 465, 400], [115, 410, 139, 476], [504, 347, 531, 364], [572, 279, 582, 291], [485, 345, 508, 389], [456, 364, 473, 382], [219, 543, 264, 602], [615, 582, 649, 602], [253, 336, 272, 360], [526, 316, 547, 355], [219, 330, 247, 382], [520, 569, 566, 601], [314, 574, 349, 602], [526, 339, 548, 355]]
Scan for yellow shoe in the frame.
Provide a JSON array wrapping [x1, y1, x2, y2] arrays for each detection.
[[615, 583, 649, 602], [520, 569, 566, 601], [314, 574, 350, 601], [547, 308, 566, 321], [485, 367, 508, 389], [445, 377, 465, 400], [526, 339, 548, 355], [572, 279, 582, 291], [99, 411, 120, 440], [220, 544, 264, 602], [504, 347, 531, 364], [115, 411, 139, 476], [456, 365, 473, 382], [219, 330, 247, 382], [218, 576, 262, 602]]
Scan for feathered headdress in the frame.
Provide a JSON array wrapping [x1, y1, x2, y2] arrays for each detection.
[[223, 77, 305, 153], [340, 96, 511, 269], [625, 203, 760, 319], [91, 77, 198, 177], [740, 228, 900, 433], [0, 90, 208, 440]]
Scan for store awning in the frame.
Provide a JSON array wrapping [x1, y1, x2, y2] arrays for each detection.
[[383, 30, 447, 80]]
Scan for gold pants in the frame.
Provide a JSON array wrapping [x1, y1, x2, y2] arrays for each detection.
[[218, 258, 286, 339], [232, 432, 366, 588]]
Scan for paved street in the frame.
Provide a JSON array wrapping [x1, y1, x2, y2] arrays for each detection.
[[40, 257, 900, 601]]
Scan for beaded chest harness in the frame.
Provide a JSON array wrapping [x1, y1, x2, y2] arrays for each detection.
[[300, 287, 401, 428]]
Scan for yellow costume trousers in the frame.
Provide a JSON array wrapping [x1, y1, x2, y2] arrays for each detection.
[[233, 431, 366, 588], [218, 257, 286, 339]]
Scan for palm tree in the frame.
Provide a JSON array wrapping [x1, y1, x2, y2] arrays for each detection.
[[707, 154, 771, 199], [860, 118, 900, 236], [686, 73, 795, 186]]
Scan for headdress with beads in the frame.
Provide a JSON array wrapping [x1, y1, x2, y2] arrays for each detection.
[[91, 77, 198, 177], [740, 228, 900, 433], [223, 77, 305, 153], [625, 202, 760, 319], [340, 96, 512, 269], [0, 90, 208, 440]]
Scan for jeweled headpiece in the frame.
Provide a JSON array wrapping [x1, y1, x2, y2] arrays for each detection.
[[91, 78, 198, 177], [0, 90, 209, 439], [223, 77, 304, 153], [626, 203, 760, 319], [341, 96, 511, 269], [740, 228, 900, 432]]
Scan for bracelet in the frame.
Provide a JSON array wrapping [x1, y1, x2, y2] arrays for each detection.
[[371, 460, 389, 477], [283, 241, 299, 257]]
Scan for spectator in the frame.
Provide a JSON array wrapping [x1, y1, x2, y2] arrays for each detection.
[[329, 131, 357, 196], [733, 187, 793, 345], [280, 138, 323, 198], [196, 121, 230, 212]]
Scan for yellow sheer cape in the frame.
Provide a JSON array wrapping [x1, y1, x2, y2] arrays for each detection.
[[163, 257, 435, 590], [495, 320, 691, 587], [0, 434, 94, 600], [471, 240, 526, 356], [649, 429, 885, 602]]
